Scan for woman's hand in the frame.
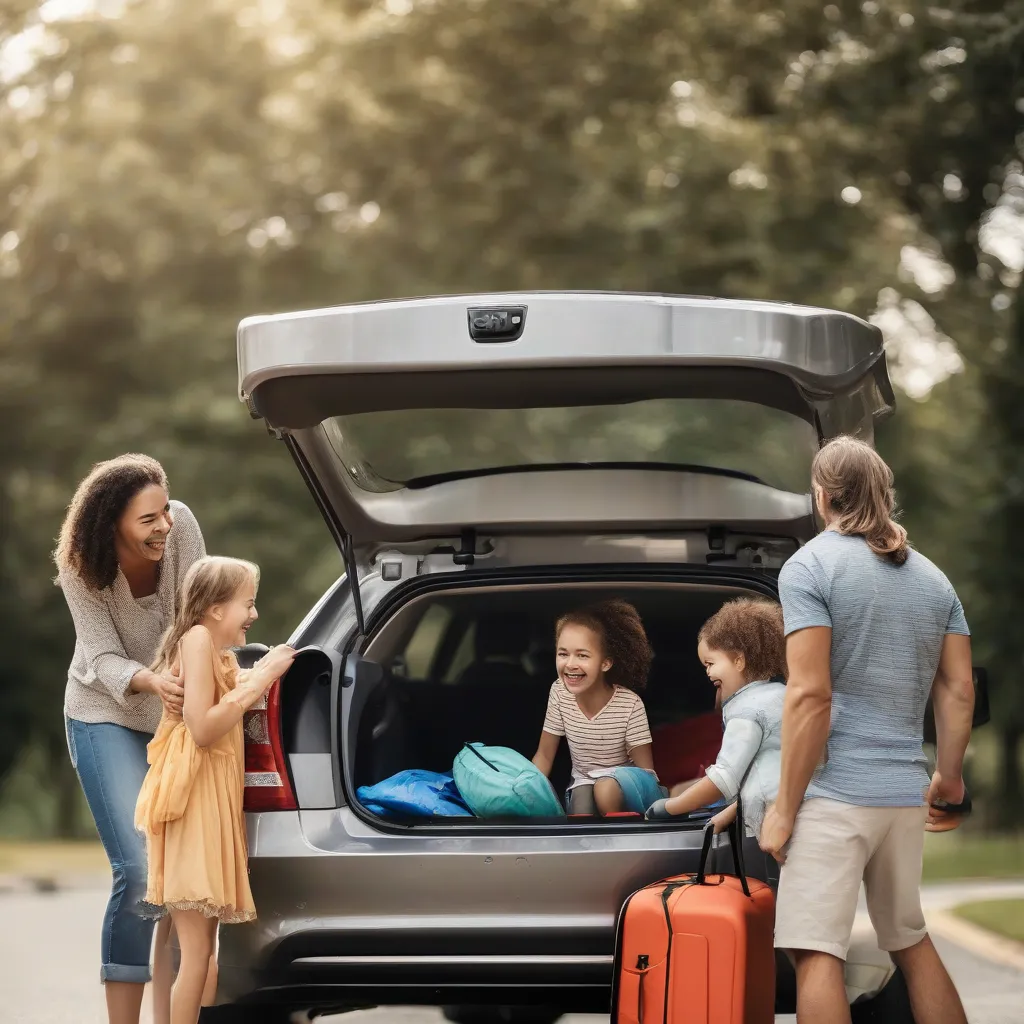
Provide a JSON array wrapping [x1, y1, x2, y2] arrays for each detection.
[[153, 669, 185, 717], [130, 668, 184, 716]]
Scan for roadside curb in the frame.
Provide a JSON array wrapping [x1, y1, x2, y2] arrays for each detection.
[[927, 908, 1024, 972]]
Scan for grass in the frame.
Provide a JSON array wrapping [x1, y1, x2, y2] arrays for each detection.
[[952, 899, 1024, 944], [922, 830, 1024, 882], [0, 840, 108, 878]]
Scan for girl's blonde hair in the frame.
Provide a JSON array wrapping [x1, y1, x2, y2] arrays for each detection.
[[812, 436, 910, 566], [152, 556, 260, 671]]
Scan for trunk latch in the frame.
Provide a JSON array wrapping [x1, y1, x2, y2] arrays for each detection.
[[453, 528, 477, 566], [467, 305, 527, 342]]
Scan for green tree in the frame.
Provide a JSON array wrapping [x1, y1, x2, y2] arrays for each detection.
[[1, 0, 1020, 831]]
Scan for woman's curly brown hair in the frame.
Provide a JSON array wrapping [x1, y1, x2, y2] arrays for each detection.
[[555, 598, 654, 693], [54, 454, 169, 591], [698, 598, 787, 682]]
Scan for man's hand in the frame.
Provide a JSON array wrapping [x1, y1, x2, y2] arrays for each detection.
[[759, 803, 795, 862], [154, 669, 185, 717], [925, 771, 969, 832]]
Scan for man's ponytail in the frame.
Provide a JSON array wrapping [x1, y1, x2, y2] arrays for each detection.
[[812, 436, 910, 566]]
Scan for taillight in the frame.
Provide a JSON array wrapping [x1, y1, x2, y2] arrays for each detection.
[[243, 680, 297, 811]]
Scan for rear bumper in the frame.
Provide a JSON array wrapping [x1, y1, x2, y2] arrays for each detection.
[[217, 905, 630, 1009], [215, 808, 778, 1013], [215, 948, 791, 1016], [217, 948, 616, 1013]]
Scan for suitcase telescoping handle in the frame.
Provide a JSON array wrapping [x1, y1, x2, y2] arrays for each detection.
[[695, 792, 752, 897]]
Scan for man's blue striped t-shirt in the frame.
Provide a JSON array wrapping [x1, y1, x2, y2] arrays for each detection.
[[777, 530, 969, 807]]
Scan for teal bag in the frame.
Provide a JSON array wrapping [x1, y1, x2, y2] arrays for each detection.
[[452, 742, 565, 819]]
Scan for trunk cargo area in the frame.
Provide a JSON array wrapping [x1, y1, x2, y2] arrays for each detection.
[[350, 577, 776, 822]]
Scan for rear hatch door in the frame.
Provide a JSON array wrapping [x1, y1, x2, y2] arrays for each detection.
[[237, 291, 893, 558]]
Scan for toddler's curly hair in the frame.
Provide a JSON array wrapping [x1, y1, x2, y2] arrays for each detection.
[[698, 598, 787, 682], [556, 598, 653, 693]]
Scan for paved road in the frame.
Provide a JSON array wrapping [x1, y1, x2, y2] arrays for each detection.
[[2, 882, 1022, 1024]]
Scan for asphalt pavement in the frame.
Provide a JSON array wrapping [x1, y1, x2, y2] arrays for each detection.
[[2, 880, 1022, 1024]]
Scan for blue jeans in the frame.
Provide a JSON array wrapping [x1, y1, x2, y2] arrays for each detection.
[[606, 766, 668, 813], [568, 767, 667, 814], [66, 717, 155, 983]]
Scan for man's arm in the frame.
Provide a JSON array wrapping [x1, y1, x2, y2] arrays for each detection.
[[926, 632, 974, 827], [775, 625, 833, 820], [931, 633, 974, 780], [760, 625, 832, 858]]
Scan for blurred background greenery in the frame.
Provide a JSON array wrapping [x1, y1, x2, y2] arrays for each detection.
[[0, 0, 1021, 841]]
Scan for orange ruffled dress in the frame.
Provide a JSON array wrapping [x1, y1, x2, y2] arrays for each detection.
[[135, 645, 255, 923]]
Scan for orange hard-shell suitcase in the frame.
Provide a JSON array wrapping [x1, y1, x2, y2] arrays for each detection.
[[611, 801, 775, 1024]]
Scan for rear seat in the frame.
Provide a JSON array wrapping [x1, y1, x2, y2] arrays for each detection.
[[389, 614, 552, 778], [651, 713, 723, 790]]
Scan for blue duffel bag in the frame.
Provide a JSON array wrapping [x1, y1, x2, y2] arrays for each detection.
[[356, 769, 473, 818], [452, 742, 565, 819]]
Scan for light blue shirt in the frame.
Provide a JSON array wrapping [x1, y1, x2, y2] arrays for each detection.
[[706, 680, 786, 838], [778, 531, 970, 807]]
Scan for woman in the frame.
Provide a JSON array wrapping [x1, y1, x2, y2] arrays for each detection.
[[56, 454, 206, 1024], [761, 436, 974, 1024]]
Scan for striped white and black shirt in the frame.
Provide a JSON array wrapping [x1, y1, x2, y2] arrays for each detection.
[[543, 681, 654, 789], [60, 500, 206, 734]]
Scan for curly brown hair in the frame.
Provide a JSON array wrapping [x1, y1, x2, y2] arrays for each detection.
[[54, 454, 169, 591], [555, 598, 653, 693], [698, 598, 787, 682]]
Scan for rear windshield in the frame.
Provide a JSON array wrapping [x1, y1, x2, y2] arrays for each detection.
[[322, 398, 817, 494]]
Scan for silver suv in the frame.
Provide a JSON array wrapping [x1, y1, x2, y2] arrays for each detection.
[[204, 293, 951, 1023]]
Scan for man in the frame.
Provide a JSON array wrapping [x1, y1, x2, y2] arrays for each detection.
[[760, 436, 975, 1024]]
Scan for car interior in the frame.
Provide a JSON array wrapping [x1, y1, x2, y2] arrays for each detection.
[[351, 582, 772, 823]]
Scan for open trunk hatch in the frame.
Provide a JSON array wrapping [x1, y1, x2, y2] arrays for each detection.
[[238, 292, 894, 552]]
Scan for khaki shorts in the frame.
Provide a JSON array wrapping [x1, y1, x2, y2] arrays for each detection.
[[774, 798, 928, 960]]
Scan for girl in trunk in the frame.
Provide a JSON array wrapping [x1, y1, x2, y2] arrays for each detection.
[[135, 556, 295, 1024], [531, 599, 665, 816]]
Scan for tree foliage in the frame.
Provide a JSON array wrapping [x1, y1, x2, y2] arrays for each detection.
[[1, 0, 1021, 831]]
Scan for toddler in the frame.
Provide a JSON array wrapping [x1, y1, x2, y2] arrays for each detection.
[[646, 597, 787, 837]]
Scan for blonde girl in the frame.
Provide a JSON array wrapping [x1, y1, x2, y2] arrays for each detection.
[[135, 556, 295, 1024]]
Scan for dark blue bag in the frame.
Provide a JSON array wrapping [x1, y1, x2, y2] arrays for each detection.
[[356, 769, 473, 818]]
